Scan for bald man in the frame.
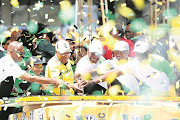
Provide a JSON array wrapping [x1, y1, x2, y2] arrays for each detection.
[[0, 41, 66, 99]]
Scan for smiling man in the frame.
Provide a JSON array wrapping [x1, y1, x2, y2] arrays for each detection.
[[0, 41, 64, 120], [45, 40, 81, 95], [75, 40, 106, 95]]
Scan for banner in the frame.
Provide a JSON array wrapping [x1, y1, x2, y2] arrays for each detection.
[[9, 103, 180, 120]]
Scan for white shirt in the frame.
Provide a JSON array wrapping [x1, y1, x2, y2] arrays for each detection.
[[75, 55, 107, 89], [0, 54, 26, 83], [120, 58, 170, 92], [97, 57, 140, 94]]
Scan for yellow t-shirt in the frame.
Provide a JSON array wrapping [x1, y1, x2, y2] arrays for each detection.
[[45, 55, 74, 95]]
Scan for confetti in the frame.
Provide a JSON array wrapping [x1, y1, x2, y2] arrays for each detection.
[[105, 71, 118, 84], [168, 0, 176, 2], [30, 83, 41, 92], [41, 103, 46, 107], [21, 23, 27, 26], [82, 73, 91, 81], [45, 14, 48, 19], [171, 15, 180, 28], [10, 0, 19, 8], [92, 90, 103, 96], [27, 8, 31, 12], [48, 18, 55, 22], [117, 5, 136, 20], [0, 20, 4, 24], [33, 1, 44, 11], [132, 0, 145, 11], [108, 85, 121, 96], [130, 18, 147, 33], [28, 20, 38, 34], [3, 105, 8, 111], [163, 8, 177, 20]]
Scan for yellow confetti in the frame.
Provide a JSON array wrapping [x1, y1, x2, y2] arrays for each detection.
[[132, 0, 145, 11], [168, 0, 176, 2], [27, 8, 31, 12], [10, 0, 19, 8], [96, 20, 100, 24], [105, 72, 118, 84], [169, 85, 176, 97], [176, 80, 180, 89], [99, 20, 115, 38], [171, 15, 180, 28], [117, 5, 136, 20], [108, 85, 122, 96], [82, 73, 91, 81]]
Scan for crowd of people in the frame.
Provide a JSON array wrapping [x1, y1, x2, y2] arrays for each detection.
[[0, 22, 180, 99]]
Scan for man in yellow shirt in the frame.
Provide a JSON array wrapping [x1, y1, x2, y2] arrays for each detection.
[[45, 40, 80, 95]]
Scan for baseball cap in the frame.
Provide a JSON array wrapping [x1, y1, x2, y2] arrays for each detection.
[[88, 40, 103, 55], [113, 41, 129, 51], [133, 41, 150, 53], [26, 56, 46, 67], [55, 40, 72, 54]]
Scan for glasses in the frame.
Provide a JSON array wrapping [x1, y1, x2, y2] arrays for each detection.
[[15, 51, 26, 57], [34, 65, 44, 69], [60, 52, 71, 56]]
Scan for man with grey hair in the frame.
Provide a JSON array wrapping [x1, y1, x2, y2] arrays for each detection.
[[0, 41, 67, 120]]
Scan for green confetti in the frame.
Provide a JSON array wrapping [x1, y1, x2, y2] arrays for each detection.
[[163, 8, 177, 20], [50, 6, 54, 10], [30, 83, 41, 92], [28, 20, 38, 34], [58, 8, 75, 24], [13, 104, 20, 108], [92, 90, 103, 96], [130, 18, 147, 33]]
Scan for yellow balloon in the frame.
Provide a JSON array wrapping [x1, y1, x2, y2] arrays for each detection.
[[10, 0, 19, 7], [99, 20, 115, 38], [105, 71, 118, 84], [108, 85, 121, 96], [82, 73, 91, 81], [132, 0, 145, 11], [171, 16, 180, 28], [117, 5, 136, 20]]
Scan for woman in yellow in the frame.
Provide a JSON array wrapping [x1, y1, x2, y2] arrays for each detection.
[[45, 40, 81, 95]]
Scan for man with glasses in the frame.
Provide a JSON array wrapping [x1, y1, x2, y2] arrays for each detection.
[[0, 41, 65, 119], [75, 40, 106, 95], [45, 40, 82, 95]]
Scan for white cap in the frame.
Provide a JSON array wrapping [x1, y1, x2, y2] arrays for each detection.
[[133, 41, 150, 53], [89, 40, 103, 55], [113, 41, 129, 51], [55, 40, 72, 54]]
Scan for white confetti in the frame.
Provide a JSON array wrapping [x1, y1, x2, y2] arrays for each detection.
[[10, 11, 15, 14], [44, 97, 48, 101], [48, 18, 55, 22], [0, 20, 4, 23], [32, 14, 37, 17], [41, 103, 46, 107], [3, 105, 8, 111], [45, 14, 48, 19], [21, 23, 27, 26]]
